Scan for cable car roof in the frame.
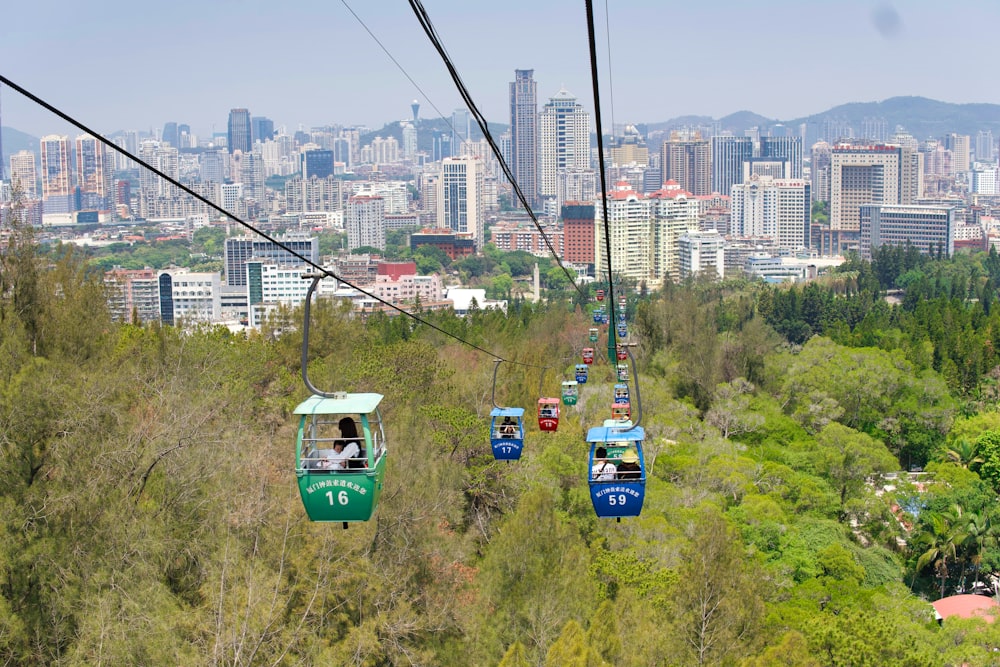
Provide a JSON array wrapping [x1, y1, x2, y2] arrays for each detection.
[[490, 407, 525, 418], [587, 425, 644, 443], [293, 392, 384, 415]]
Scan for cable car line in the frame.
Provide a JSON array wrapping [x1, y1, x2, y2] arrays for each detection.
[[0, 74, 556, 371], [338, 0, 474, 152], [405, 0, 588, 302]]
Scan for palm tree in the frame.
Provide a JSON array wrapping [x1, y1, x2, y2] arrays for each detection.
[[963, 512, 997, 591], [914, 506, 969, 598], [944, 438, 984, 470]]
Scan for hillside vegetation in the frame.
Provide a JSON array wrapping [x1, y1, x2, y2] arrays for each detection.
[[6, 218, 1000, 664]]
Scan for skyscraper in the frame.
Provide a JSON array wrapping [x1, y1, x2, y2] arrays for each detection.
[[75, 134, 112, 210], [538, 87, 591, 202], [9, 150, 37, 198], [759, 136, 803, 178], [346, 195, 386, 250], [438, 156, 484, 248], [161, 122, 179, 148], [730, 175, 811, 250], [661, 131, 712, 196], [40, 135, 72, 214], [711, 136, 753, 196], [830, 144, 915, 232], [228, 108, 252, 154], [251, 117, 274, 143], [509, 69, 538, 207]]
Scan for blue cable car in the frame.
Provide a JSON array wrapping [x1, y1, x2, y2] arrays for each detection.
[[593, 310, 603, 324], [575, 364, 589, 383], [490, 407, 525, 460], [587, 424, 646, 519], [617, 322, 628, 338], [613, 383, 629, 404]]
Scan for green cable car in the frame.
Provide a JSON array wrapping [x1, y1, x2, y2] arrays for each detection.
[[294, 392, 386, 525], [295, 274, 388, 527]]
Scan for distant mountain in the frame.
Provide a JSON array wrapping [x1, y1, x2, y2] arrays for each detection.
[[786, 96, 1000, 142], [644, 97, 1000, 147], [1, 126, 40, 168]]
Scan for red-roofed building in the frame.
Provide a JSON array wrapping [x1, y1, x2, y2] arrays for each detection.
[[932, 594, 999, 623]]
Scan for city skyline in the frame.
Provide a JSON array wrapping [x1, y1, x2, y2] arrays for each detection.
[[2, 1, 999, 139]]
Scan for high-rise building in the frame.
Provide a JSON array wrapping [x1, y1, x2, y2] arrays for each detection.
[[438, 156, 484, 248], [711, 136, 753, 196], [452, 108, 471, 147], [252, 116, 274, 143], [401, 121, 417, 160], [759, 136, 803, 178], [40, 135, 73, 214], [509, 69, 538, 207], [137, 140, 180, 218], [661, 131, 712, 196], [227, 108, 252, 154], [75, 134, 112, 210], [594, 180, 699, 286], [859, 204, 954, 260], [811, 141, 832, 202], [302, 149, 334, 180], [829, 144, 923, 232], [346, 195, 386, 251], [161, 122, 179, 148], [224, 233, 318, 286], [609, 125, 649, 167], [562, 202, 595, 267], [730, 175, 811, 250], [538, 87, 591, 202], [9, 150, 37, 198], [976, 130, 995, 162], [200, 150, 226, 184], [945, 133, 971, 175]]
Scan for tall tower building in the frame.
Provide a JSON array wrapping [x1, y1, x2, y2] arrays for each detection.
[[538, 87, 591, 202], [251, 117, 274, 143], [976, 130, 995, 162], [730, 175, 811, 250], [346, 195, 386, 250], [945, 133, 971, 175], [161, 122, 179, 147], [509, 69, 538, 207], [711, 136, 754, 196], [40, 135, 73, 214], [227, 108, 252, 154], [75, 134, 111, 210], [830, 144, 902, 231], [9, 150, 38, 198], [811, 141, 832, 202], [661, 131, 712, 195], [759, 136, 803, 178], [437, 156, 484, 248]]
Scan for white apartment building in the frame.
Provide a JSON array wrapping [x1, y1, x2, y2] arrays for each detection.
[[437, 156, 484, 248], [594, 180, 699, 287], [730, 175, 811, 250], [678, 230, 726, 280], [538, 88, 591, 201], [158, 269, 222, 326], [9, 150, 37, 198], [352, 180, 410, 214], [346, 195, 386, 250]]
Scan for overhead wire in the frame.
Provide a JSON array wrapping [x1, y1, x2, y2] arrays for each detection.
[[339, 0, 473, 151], [0, 73, 556, 370], [584, 0, 620, 356], [405, 0, 589, 302]]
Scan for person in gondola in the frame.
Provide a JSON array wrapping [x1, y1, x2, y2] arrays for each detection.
[[500, 417, 517, 438], [617, 448, 641, 480], [324, 417, 362, 470], [591, 446, 617, 481]]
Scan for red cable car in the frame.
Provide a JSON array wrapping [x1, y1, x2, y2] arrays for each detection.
[[596, 289, 605, 302], [611, 402, 631, 421], [583, 347, 595, 364], [537, 397, 560, 432], [616, 346, 628, 361]]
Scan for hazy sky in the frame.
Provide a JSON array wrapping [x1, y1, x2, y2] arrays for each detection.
[[1, 0, 997, 139]]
